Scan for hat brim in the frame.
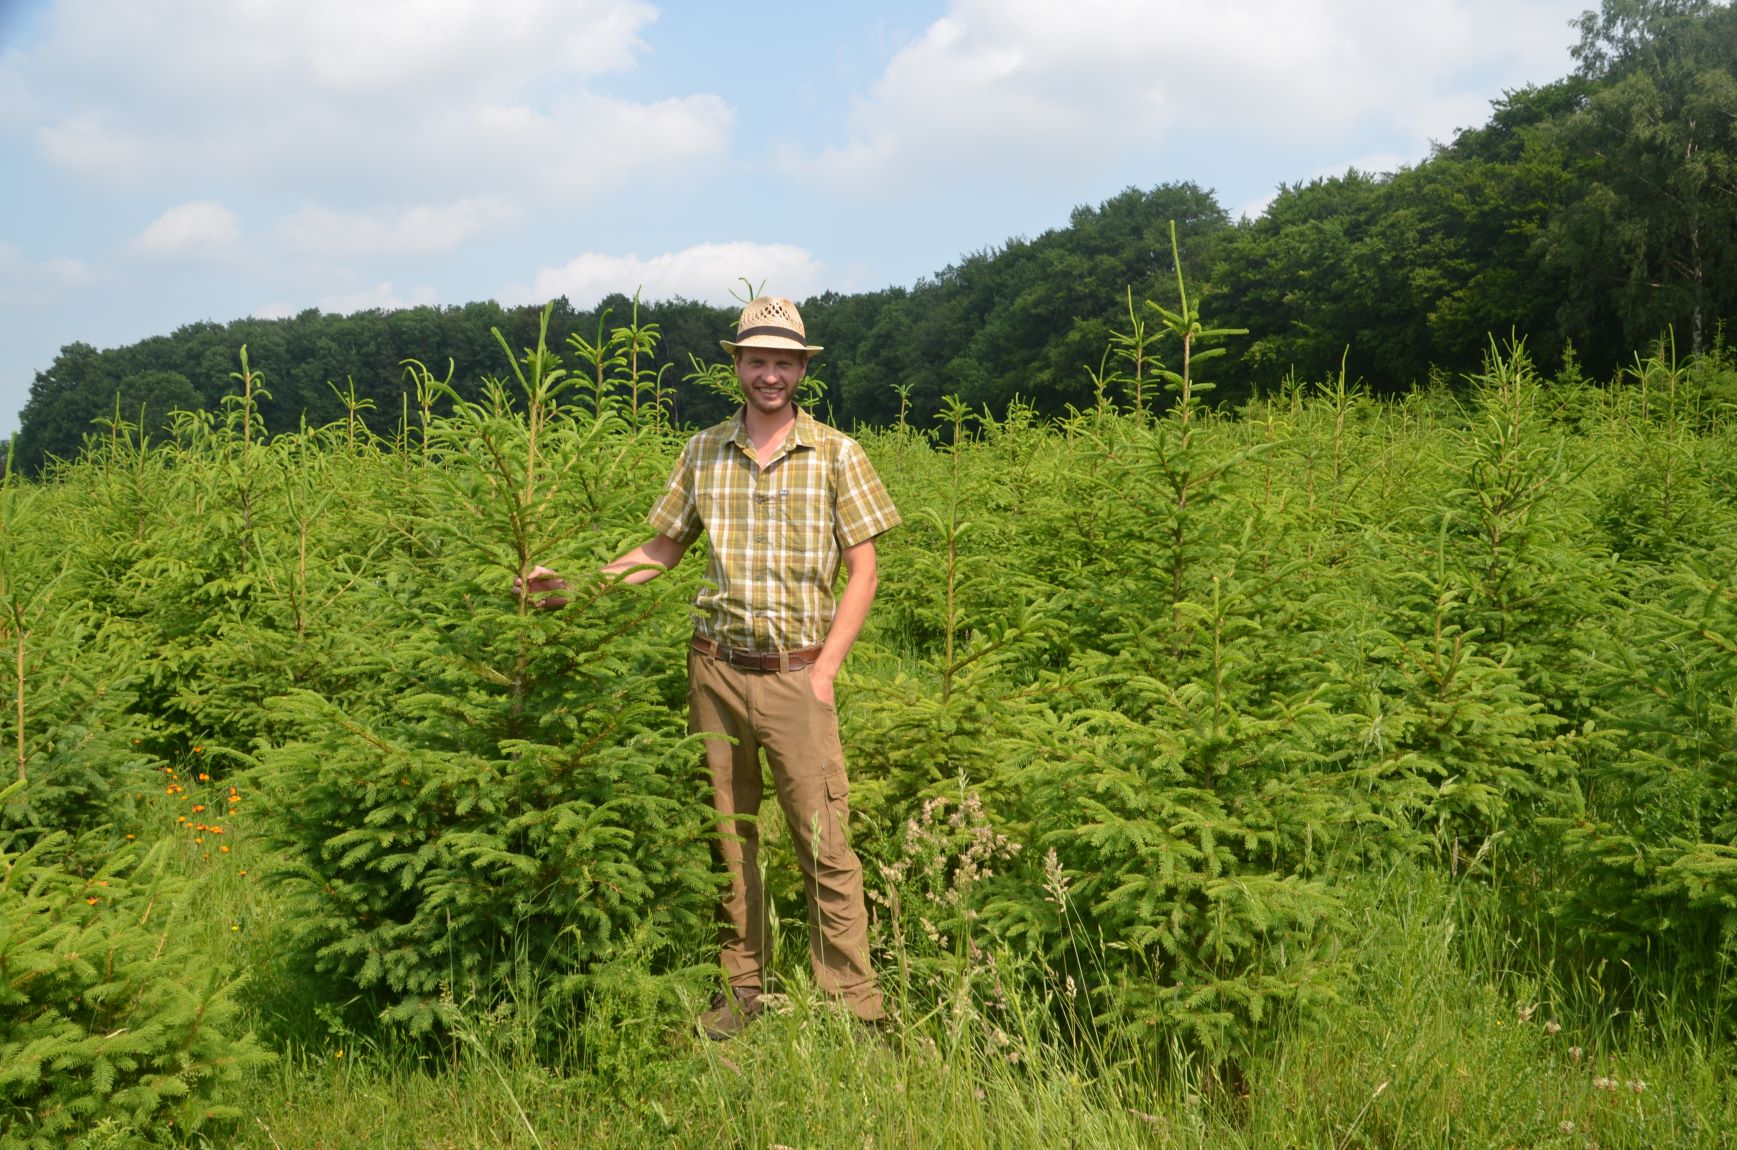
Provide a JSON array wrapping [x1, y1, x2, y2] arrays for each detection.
[[721, 335, 823, 355]]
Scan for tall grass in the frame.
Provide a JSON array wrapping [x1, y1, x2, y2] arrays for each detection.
[[212, 855, 1732, 1149], [146, 755, 1733, 1148]]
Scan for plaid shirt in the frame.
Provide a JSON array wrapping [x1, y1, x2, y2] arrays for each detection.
[[648, 407, 901, 651]]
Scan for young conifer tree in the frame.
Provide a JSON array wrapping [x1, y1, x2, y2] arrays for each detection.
[[1, 795, 271, 1146], [252, 307, 714, 1033]]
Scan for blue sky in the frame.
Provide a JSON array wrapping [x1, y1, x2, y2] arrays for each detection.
[[0, 0, 1594, 436]]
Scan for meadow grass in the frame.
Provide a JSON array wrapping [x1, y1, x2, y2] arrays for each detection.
[[177, 792, 1729, 1150]]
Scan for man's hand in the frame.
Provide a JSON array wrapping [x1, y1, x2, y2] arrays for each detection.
[[808, 664, 837, 706], [517, 536, 684, 612], [514, 565, 569, 610], [805, 538, 876, 705]]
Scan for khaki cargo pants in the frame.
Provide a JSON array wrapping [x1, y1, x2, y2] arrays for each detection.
[[688, 648, 885, 1022]]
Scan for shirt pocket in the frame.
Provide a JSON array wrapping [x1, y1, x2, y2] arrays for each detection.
[[774, 485, 830, 570]]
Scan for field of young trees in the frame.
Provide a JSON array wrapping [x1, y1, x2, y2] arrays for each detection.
[[4, 286, 1735, 1146]]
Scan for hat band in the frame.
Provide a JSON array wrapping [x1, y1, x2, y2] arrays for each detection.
[[733, 324, 807, 344]]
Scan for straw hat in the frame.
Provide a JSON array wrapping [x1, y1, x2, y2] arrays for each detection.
[[720, 295, 823, 356]]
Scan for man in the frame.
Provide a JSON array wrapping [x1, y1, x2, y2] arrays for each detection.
[[525, 296, 899, 1039]]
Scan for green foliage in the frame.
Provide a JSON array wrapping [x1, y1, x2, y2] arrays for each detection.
[[849, 398, 1068, 844], [0, 453, 155, 847], [1550, 540, 1737, 1012], [1008, 399, 1363, 1056], [1555, 1, 1737, 361], [849, 296, 1735, 1061], [7, 258, 1737, 1106], [0, 804, 271, 1147], [250, 309, 717, 1033]]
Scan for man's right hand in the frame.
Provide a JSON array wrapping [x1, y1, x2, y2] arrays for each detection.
[[515, 565, 569, 610]]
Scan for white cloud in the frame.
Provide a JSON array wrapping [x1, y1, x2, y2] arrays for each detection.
[[510, 242, 826, 309], [35, 114, 145, 175], [292, 0, 656, 90], [0, 50, 33, 129], [316, 282, 440, 314], [131, 200, 242, 256], [0, 241, 91, 304], [252, 282, 439, 319], [463, 91, 733, 195], [798, 0, 1586, 194], [275, 198, 518, 258], [14, 0, 729, 202]]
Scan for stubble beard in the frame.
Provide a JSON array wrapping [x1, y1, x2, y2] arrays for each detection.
[[745, 381, 795, 418]]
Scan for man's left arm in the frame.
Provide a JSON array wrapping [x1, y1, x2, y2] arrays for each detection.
[[809, 538, 877, 705]]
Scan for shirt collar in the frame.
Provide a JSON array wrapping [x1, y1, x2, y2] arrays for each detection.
[[789, 406, 820, 450], [726, 405, 818, 459]]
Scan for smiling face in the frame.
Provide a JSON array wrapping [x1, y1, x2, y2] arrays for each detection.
[[734, 346, 808, 419]]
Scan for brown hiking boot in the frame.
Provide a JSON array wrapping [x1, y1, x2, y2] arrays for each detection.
[[698, 986, 762, 1041]]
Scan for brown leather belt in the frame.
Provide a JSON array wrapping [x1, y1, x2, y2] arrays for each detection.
[[691, 635, 825, 672]]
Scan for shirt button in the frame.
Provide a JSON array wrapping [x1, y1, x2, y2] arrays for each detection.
[[754, 494, 769, 504], [754, 534, 768, 543]]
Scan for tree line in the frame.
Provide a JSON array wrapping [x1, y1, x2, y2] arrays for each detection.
[[10, 0, 1736, 475]]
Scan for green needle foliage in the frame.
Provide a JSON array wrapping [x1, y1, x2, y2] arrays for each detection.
[[0, 450, 154, 850], [1, 795, 271, 1147], [251, 308, 715, 1034]]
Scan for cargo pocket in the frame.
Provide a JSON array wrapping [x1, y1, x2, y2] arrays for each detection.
[[821, 768, 853, 857]]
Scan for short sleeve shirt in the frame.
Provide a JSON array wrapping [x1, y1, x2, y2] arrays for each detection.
[[647, 407, 901, 651]]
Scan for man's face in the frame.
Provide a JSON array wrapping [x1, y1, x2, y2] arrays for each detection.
[[735, 347, 807, 418]]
